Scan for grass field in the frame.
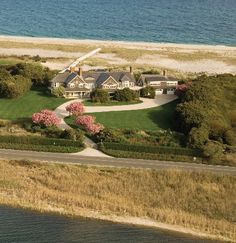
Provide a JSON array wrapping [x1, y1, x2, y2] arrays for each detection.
[[0, 160, 235, 242], [0, 88, 65, 121], [90, 100, 178, 130]]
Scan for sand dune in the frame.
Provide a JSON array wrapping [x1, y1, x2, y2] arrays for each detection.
[[0, 35, 235, 74]]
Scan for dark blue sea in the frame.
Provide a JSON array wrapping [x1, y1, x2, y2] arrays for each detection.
[[0, 0, 236, 45]]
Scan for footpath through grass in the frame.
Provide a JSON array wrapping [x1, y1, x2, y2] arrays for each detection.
[[0, 160, 235, 242], [89, 100, 178, 130], [0, 87, 65, 121]]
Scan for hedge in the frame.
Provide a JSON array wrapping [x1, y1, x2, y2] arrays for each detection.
[[101, 142, 202, 157], [0, 143, 82, 153], [0, 135, 83, 147], [101, 148, 205, 163]]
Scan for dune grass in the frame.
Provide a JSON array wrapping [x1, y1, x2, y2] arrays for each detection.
[[0, 159, 235, 242], [0, 87, 65, 121]]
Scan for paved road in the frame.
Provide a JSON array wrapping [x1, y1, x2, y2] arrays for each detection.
[[0, 149, 235, 176]]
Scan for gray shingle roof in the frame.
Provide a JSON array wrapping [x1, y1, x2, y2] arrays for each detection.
[[51, 71, 71, 84], [51, 71, 135, 86], [141, 74, 178, 82]]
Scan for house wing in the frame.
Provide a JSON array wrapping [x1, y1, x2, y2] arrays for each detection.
[[66, 73, 86, 86]]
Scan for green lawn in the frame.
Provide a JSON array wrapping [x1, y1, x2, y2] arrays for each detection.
[[0, 59, 19, 65], [66, 100, 178, 131], [0, 88, 66, 121], [83, 99, 142, 106]]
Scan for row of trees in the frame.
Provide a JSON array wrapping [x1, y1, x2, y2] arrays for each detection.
[[175, 74, 236, 161], [0, 63, 54, 99]]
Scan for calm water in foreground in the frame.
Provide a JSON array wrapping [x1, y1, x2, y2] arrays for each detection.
[[0, 0, 236, 45], [0, 206, 221, 243]]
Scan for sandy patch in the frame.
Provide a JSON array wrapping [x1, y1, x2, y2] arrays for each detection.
[[0, 47, 83, 58]]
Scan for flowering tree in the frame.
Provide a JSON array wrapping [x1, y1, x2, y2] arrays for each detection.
[[75, 115, 103, 134], [66, 102, 85, 116], [32, 109, 61, 127]]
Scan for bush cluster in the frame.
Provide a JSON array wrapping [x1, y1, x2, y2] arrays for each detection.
[[114, 88, 138, 102], [0, 63, 55, 99], [90, 89, 110, 103], [140, 86, 155, 99], [175, 74, 236, 161], [90, 88, 139, 103]]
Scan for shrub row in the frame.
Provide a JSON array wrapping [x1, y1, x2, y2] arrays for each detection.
[[0, 143, 82, 153], [0, 135, 84, 147], [100, 148, 206, 164], [102, 142, 202, 157]]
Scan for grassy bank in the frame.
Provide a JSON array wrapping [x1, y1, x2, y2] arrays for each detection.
[[0, 160, 235, 242], [0, 87, 65, 121]]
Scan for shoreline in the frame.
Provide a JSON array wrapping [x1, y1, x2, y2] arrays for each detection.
[[0, 202, 229, 242], [1, 34, 236, 51]]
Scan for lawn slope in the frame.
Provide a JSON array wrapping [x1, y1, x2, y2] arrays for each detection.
[[0, 88, 65, 121]]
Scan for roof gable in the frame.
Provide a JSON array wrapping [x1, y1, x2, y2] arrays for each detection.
[[102, 76, 119, 86]]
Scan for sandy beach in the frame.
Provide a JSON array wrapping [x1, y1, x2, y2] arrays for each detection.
[[0, 35, 236, 74]]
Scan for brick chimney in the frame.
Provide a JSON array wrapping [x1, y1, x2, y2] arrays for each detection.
[[130, 66, 133, 74], [163, 70, 167, 77], [69, 66, 75, 73], [79, 67, 83, 77]]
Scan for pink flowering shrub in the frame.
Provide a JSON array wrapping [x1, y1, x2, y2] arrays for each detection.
[[76, 115, 96, 127], [86, 123, 104, 135], [75, 115, 104, 134], [66, 102, 85, 116], [176, 83, 191, 97], [32, 109, 61, 127]]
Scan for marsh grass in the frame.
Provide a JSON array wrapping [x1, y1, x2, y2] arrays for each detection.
[[0, 159, 235, 241]]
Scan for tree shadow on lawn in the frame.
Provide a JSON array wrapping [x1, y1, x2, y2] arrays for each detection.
[[30, 87, 52, 97], [147, 101, 177, 130]]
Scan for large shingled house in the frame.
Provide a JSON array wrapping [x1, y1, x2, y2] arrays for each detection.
[[50, 67, 136, 98], [50, 68, 179, 98], [137, 70, 178, 95]]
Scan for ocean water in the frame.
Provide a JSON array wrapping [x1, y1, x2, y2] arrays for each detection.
[[0, 206, 222, 243], [0, 0, 235, 45]]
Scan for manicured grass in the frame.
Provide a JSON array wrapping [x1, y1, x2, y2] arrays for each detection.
[[0, 87, 65, 121], [66, 100, 178, 131], [89, 100, 178, 130], [83, 99, 142, 106]]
